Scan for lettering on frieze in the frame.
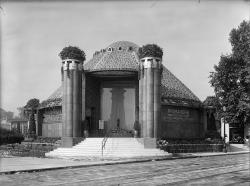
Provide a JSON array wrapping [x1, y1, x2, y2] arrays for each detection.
[[163, 109, 190, 121]]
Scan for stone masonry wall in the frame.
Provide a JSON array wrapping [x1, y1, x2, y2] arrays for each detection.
[[160, 105, 203, 139], [42, 108, 62, 137]]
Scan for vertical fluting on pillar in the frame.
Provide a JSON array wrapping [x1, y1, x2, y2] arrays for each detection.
[[81, 72, 86, 136], [146, 61, 154, 137], [66, 65, 73, 138], [139, 63, 144, 137], [142, 61, 148, 138], [62, 64, 67, 137], [73, 67, 79, 137], [62, 59, 83, 146], [140, 57, 162, 138], [153, 60, 162, 138]]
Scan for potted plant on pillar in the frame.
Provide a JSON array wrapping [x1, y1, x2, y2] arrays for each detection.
[[138, 44, 163, 59], [59, 46, 86, 61]]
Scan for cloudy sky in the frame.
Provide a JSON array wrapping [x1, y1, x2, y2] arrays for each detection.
[[1, 0, 249, 115]]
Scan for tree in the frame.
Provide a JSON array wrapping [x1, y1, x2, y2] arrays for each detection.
[[210, 20, 250, 127], [24, 98, 39, 135]]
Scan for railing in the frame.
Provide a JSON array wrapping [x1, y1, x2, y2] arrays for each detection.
[[101, 127, 133, 159], [101, 129, 111, 158]]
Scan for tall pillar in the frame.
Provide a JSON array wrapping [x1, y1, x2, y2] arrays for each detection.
[[61, 59, 83, 147], [146, 65, 154, 137], [153, 64, 162, 138], [140, 57, 162, 147], [139, 64, 144, 137], [142, 65, 147, 138]]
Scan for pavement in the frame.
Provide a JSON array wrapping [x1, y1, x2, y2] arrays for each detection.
[[0, 150, 249, 175]]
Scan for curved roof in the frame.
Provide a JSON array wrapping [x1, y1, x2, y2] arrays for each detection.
[[84, 41, 139, 72], [40, 41, 201, 109], [161, 66, 200, 102]]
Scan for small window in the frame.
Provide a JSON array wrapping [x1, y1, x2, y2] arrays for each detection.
[[108, 47, 113, 52], [118, 47, 122, 51], [128, 46, 133, 51]]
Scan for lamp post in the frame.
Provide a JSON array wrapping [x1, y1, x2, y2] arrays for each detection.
[[222, 106, 227, 153]]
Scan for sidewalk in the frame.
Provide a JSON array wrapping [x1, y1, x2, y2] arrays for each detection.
[[0, 151, 249, 175]]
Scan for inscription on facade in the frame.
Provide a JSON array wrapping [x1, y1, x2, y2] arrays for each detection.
[[163, 109, 190, 121], [44, 114, 62, 123]]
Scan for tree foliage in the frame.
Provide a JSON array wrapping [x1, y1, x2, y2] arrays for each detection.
[[138, 44, 163, 59], [209, 20, 250, 127], [25, 98, 39, 135], [59, 46, 86, 61], [25, 98, 40, 110]]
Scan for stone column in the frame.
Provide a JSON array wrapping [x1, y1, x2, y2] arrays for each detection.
[[139, 64, 144, 137], [62, 59, 83, 147], [146, 65, 154, 137], [82, 73, 86, 136], [140, 57, 162, 148], [142, 65, 147, 138], [153, 63, 162, 138]]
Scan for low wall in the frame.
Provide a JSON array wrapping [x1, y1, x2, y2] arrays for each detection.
[[161, 144, 223, 153], [160, 105, 203, 139]]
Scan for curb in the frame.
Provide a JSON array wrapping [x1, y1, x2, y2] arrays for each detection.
[[0, 151, 249, 175]]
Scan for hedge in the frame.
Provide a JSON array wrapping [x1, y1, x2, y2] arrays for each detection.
[[0, 128, 24, 145]]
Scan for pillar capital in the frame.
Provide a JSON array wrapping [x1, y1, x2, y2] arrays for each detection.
[[62, 59, 83, 71], [140, 57, 162, 69]]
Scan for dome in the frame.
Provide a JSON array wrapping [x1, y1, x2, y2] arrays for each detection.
[[84, 41, 139, 72]]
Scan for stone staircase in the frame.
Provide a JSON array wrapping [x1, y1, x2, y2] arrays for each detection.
[[228, 144, 250, 152], [45, 138, 169, 159]]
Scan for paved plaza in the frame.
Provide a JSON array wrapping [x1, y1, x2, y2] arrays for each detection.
[[0, 153, 249, 185]]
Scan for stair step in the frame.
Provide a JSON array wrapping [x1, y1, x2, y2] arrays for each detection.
[[46, 138, 169, 159]]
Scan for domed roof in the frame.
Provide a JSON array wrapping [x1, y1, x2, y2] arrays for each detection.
[[84, 41, 139, 72]]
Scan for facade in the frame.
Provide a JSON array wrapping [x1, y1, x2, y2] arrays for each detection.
[[38, 41, 207, 147], [9, 119, 28, 135], [0, 117, 11, 130]]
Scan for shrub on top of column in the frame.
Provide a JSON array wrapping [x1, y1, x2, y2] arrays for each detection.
[[59, 46, 85, 147], [138, 44, 163, 141]]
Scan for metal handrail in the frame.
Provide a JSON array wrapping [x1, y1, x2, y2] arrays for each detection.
[[101, 127, 133, 158], [101, 129, 111, 158]]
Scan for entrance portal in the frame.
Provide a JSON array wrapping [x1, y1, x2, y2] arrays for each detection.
[[100, 83, 135, 133]]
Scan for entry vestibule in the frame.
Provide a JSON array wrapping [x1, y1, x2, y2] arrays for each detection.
[[100, 81, 136, 133]]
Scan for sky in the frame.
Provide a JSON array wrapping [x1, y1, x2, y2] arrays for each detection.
[[1, 0, 249, 115]]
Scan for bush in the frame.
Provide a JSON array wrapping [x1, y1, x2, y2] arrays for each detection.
[[0, 128, 24, 145]]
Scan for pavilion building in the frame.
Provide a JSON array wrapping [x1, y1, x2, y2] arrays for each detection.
[[38, 41, 207, 148]]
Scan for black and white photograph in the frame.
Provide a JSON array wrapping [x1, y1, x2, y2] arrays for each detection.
[[0, 0, 249, 185]]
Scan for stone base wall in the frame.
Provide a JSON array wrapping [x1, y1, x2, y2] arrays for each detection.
[[160, 105, 203, 139], [161, 144, 223, 153], [42, 123, 62, 137], [41, 108, 62, 137]]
